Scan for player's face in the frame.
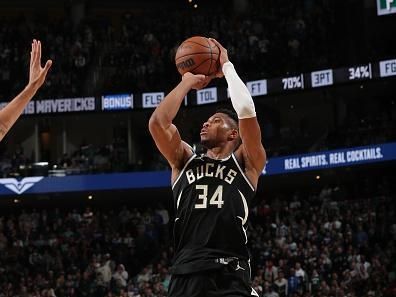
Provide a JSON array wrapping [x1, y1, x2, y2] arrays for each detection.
[[200, 113, 234, 148]]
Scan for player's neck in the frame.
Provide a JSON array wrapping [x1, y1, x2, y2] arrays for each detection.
[[206, 147, 233, 160]]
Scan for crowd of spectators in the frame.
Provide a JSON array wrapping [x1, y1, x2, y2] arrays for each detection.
[[270, 95, 396, 157], [2, 0, 329, 98], [0, 175, 394, 296], [0, 15, 107, 100], [249, 177, 396, 296], [321, 98, 396, 153], [0, 141, 135, 178], [53, 142, 132, 175], [0, 204, 171, 297], [1, 0, 394, 99], [99, 0, 337, 93]]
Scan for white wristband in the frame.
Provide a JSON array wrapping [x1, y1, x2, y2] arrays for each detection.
[[223, 62, 256, 119]]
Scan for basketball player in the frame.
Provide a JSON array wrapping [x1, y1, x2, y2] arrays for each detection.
[[0, 39, 52, 141], [149, 38, 266, 297]]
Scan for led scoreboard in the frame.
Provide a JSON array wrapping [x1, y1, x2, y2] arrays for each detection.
[[261, 59, 389, 97], [1, 57, 395, 114]]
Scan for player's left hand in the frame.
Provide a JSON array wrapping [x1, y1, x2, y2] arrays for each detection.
[[28, 39, 52, 90], [208, 38, 229, 78]]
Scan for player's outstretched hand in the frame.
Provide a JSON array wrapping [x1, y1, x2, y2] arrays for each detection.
[[209, 38, 229, 78], [182, 72, 212, 90], [28, 39, 52, 91]]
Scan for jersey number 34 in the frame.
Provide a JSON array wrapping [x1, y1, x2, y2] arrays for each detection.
[[194, 185, 224, 209]]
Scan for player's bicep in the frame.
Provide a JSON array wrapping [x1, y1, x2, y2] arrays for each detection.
[[148, 121, 186, 167], [239, 117, 266, 173]]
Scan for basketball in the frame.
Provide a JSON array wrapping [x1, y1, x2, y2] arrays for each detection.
[[175, 36, 220, 76]]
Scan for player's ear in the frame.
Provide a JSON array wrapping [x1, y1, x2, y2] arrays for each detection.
[[228, 128, 238, 141]]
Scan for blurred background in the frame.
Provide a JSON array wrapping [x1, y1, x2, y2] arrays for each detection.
[[0, 0, 395, 296]]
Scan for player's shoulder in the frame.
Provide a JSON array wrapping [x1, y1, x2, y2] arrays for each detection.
[[171, 142, 195, 183]]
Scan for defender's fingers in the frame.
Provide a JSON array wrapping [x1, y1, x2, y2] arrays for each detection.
[[30, 42, 35, 66], [37, 40, 42, 63]]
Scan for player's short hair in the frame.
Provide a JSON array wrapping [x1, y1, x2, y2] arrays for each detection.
[[216, 108, 238, 128], [216, 108, 241, 148]]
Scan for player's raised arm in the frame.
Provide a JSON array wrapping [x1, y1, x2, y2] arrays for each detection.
[[0, 39, 52, 141], [210, 38, 266, 175], [148, 73, 211, 169]]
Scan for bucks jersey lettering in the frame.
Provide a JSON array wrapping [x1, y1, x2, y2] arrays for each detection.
[[171, 153, 255, 274], [185, 163, 238, 185]]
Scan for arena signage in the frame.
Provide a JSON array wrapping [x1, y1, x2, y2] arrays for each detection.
[[0, 101, 36, 115], [0, 177, 44, 195], [377, 0, 396, 15], [263, 142, 396, 175], [0, 143, 394, 196], [0, 171, 172, 196], [142, 92, 164, 108], [1, 57, 395, 114], [379, 59, 396, 77], [246, 80, 268, 96], [0, 97, 96, 115], [311, 69, 333, 87], [280, 74, 304, 91], [102, 57, 396, 108], [196, 87, 217, 105], [102, 94, 133, 110], [35, 97, 96, 114]]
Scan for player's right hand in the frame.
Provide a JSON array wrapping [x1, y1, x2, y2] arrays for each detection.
[[28, 39, 52, 91], [208, 38, 229, 78], [182, 72, 212, 90]]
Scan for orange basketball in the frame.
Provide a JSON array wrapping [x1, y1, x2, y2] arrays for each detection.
[[175, 36, 220, 76]]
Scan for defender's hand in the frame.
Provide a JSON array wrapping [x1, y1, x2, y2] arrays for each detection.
[[28, 39, 52, 91]]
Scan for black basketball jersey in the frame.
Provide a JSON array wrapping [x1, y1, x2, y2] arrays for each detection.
[[171, 152, 256, 275]]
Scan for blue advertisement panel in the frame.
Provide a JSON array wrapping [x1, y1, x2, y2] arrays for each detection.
[[263, 142, 396, 175], [0, 143, 394, 196], [0, 171, 171, 196]]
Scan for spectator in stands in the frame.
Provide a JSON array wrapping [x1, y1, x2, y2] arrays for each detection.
[[112, 264, 128, 290], [264, 260, 279, 283], [263, 281, 280, 297], [274, 271, 288, 297]]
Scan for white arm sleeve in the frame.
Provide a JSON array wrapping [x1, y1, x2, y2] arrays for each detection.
[[223, 61, 256, 119]]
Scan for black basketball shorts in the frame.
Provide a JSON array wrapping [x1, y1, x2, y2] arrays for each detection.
[[168, 259, 259, 297]]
